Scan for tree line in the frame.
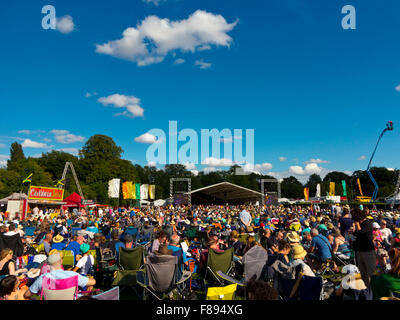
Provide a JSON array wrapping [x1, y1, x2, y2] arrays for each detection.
[[0, 135, 398, 205]]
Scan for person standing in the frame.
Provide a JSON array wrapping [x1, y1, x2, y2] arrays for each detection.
[[351, 208, 376, 287]]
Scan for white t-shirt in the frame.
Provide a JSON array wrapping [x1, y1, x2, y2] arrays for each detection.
[[76, 255, 94, 275], [381, 228, 392, 241]]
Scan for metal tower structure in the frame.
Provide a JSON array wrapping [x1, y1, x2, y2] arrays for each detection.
[[391, 172, 400, 209], [170, 178, 191, 206], [60, 162, 84, 200]]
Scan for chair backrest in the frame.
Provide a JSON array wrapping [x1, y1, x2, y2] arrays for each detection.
[[242, 245, 269, 283], [207, 248, 234, 278], [238, 234, 248, 244], [119, 247, 144, 270], [146, 254, 177, 295], [71, 227, 81, 236], [40, 275, 79, 300], [61, 250, 75, 267], [298, 275, 323, 300], [126, 227, 139, 237], [206, 284, 237, 300], [88, 250, 97, 267], [93, 287, 120, 300]]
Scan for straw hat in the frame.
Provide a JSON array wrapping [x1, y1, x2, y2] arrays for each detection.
[[292, 245, 307, 260], [53, 235, 64, 243], [286, 231, 300, 243]]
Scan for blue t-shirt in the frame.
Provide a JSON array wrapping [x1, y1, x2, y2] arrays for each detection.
[[311, 235, 332, 260], [51, 242, 67, 251], [65, 241, 81, 258], [29, 269, 89, 294]]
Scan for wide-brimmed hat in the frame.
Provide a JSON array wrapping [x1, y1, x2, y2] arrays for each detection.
[[341, 273, 367, 291], [33, 254, 47, 264], [286, 231, 300, 243], [155, 244, 172, 255], [53, 235, 64, 243], [372, 222, 381, 229], [292, 245, 307, 260], [184, 219, 191, 225], [27, 268, 41, 279]]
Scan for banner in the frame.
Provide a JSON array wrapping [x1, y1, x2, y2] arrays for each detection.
[[23, 173, 33, 184], [135, 183, 141, 200], [108, 179, 120, 198], [357, 178, 364, 197], [122, 181, 135, 200], [149, 185, 156, 200], [304, 188, 309, 201], [140, 184, 149, 200], [316, 184, 321, 198], [28, 186, 64, 201], [341, 180, 347, 197], [329, 182, 335, 196]]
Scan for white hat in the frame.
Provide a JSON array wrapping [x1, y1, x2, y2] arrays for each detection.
[[33, 254, 47, 264], [27, 268, 41, 279], [341, 264, 360, 275], [372, 222, 381, 229]]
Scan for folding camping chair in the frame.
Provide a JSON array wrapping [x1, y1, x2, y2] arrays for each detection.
[[206, 284, 238, 300], [204, 248, 234, 287], [136, 254, 192, 300], [217, 245, 269, 289], [60, 250, 75, 268], [125, 227, 139, 241], [112, 246, 144, 295], [40, 275, 79, 300], [24, 226, 36, 237], [93, 286, 120, 300]]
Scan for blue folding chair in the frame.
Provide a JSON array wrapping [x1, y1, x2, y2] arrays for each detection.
[[25, 226, 36, 237]]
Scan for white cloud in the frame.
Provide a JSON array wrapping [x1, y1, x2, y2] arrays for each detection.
[[289, 165, 305, 175], [358, 155, 366, 160], [203, 167, 221, 174], [254, 163, 273, 172], [388, 168, 395, 171], [0, 144, 6, 148], [98, 94, 144, 118], [183, 163, 196, 170], [396, 84, 400, 92], [305, 158, 329, 164], [147, 161, 157, 167], [56, 148, 79, 155], [289, 163, 323, 175], [51, 130, 85, 144], [174, 58, 185, 65], [279, 157, 287, 162], [95, 10, 237, 66], [21, 139, 51, 149], [134, 133, 158, 144], [202, 157, 234, 167], [0, 155, 9, 160], [195, 59, 212, 69], [190, 170, 199, 176], [56, 15, 75, 34], [18, 130, 45, 135], [143, 0, 164, 5]]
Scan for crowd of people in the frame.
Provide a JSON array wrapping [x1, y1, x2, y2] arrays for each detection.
[[0, 202, 400, 300]]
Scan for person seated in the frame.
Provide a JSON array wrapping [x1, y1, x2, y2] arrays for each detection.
[[0, 275, 28, 300], [290, 244, 315, 277], [246, 280, 279, 300], [371, 248, 400, 299], [151, 230, 168, 254], [243, 236, 259, 255], [23, 253, 96, 299], [105, 230, 123, 257], [77, 224, 95, 240], [199, 238, 224, 271], [65, 236, 85, 261], [308, 229, 332, 267], [332, 228, 351, 259], [0, 249, 27, 276], [270, 240, 291, 266], [72, 243, 94, 279], [51, 235, 67, 251], [229, 230, 244, 257]]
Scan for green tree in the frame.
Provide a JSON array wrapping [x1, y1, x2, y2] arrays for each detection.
[[7, 142, 26, 173], [79, 135, 123, 161], [281, 176, 303, 199]]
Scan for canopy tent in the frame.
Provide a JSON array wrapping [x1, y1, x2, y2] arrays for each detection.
[[186, 181, 263, 205], [153, 199, 166, 207], [0, 193, 28, 204], [63, 192, 83, 208]]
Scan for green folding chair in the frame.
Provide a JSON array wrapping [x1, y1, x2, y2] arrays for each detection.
[[205, 248, 234, 287]]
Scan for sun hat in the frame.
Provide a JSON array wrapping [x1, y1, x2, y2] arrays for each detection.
[[27, 268, 41, 279], [33, 254, 47, 264], [49, 249, 64, 258], [53, 234, 64, 243], [80, 243, 90, 254], [341, 272, 367, 291], [47, 253, 62, 265], [155, 244, 172, 255], [286, 231, 300, 243], [372, 222, 381, 229], [292, 245, 307, 260], [341, 264, 360, 275]]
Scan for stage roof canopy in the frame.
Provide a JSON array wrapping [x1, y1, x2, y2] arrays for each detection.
[[186, 182, 263, 204]]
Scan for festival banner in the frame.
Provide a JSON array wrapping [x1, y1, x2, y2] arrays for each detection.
[[149, 185, 156, 200], [316, 184, 321, 198], [329, 182, 335, 196], [135, 183, 141, 200], [28, 186, 64, 201], [122, 181, 135, 200], [304, 188, 309, 201], [140, 184, 149, 200], [108, 179, 120, 198], [341, 180, 347, 197]]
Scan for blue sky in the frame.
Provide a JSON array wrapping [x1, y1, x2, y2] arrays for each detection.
[[0, 0, 399, 182]]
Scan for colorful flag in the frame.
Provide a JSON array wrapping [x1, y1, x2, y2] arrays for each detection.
[[329, 182, 335, 196], [135, 183, 141, 200], [54, 178, 65, 187], [140, 184, 149, 200], [304, 188, 309, 201], [341, 180, 347, 197], [22, 173, 33, 184], [122, 181, 135, 199], [108, 179, 120, 198], [149, 185, 156, 200]]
